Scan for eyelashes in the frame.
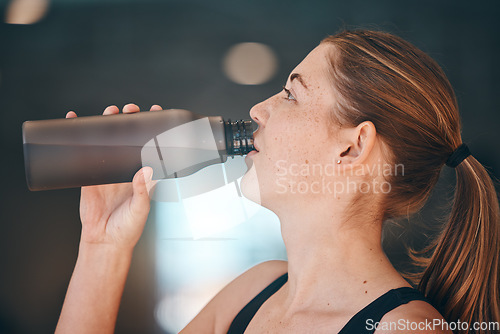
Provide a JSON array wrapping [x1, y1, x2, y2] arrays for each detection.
[[282, 85, 296, 101]]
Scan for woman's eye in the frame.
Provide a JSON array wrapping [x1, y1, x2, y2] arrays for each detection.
[[282, 86, 296, 101]]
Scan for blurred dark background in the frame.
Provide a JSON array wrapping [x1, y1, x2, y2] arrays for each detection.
[[0, 0, 499, 333]]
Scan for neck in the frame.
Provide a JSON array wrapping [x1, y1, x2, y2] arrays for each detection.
[[274, 198, 409, 313]]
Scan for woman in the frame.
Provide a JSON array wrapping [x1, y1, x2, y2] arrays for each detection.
[[55, 30, 499, 334]]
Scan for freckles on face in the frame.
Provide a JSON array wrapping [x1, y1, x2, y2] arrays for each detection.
[[244, 44, 340, 203], [269, 50, 336, 167]]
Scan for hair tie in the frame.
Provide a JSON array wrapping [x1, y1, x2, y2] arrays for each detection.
[[446, 143, 471, 168]]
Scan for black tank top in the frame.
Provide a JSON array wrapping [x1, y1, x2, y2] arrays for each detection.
[[227, 273, 429, 334]]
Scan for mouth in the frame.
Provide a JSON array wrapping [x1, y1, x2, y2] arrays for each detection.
[[252, 138, 260, 153], [246, 139, 259, 159], [246, 150, 258, 157]]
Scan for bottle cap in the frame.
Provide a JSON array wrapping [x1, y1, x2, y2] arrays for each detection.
[[224, 119, 255, 155]]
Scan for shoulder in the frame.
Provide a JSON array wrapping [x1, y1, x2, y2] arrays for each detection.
[[221, 259, 288, 296], [180, 260, 288, 334], [374, 299, 453, 334], [213, 259, 288, 318]]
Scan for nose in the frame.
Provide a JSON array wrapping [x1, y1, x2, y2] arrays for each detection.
[[249, 99, 270, 129]]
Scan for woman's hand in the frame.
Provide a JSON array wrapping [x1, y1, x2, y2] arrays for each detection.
[[56, 103, 163, 334], [66, 103, 161, 250]]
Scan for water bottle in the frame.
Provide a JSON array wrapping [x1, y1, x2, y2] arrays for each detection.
[[22, 109, 255, 191]]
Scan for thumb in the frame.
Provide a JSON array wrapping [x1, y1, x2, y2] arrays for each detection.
[[130, 167, 154, 217]]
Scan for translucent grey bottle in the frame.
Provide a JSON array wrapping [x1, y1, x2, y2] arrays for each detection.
[[22, 109, 255, 191]]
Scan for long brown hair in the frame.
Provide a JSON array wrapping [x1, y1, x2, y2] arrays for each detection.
[[321, 30, 499, 332]]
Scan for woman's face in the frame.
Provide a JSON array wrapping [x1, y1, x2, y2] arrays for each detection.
[[241, 44, 343, 210]]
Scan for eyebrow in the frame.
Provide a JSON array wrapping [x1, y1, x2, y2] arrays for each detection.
[[290, 73, 308, 90]]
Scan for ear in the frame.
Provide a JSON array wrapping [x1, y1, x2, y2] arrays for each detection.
[[338, 121, 376, 165]]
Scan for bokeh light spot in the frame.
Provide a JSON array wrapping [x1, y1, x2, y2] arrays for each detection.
[[223, 42, 278, 85], [5, 0, 50, 25]]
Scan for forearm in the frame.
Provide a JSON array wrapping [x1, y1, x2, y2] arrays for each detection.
[[55, 242, 134, 334]]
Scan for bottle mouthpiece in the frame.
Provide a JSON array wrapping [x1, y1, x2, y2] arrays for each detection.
[[224, 119, 256, 156]]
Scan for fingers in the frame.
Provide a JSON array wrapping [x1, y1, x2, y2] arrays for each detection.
[[123, 103, 140, 114], [74, 103, 160, 119], [103, 105, 120, 115], [150, 104, 163, 111], [130, 167, 155, 218], [103, 104, 138, 115], [103, 103, 161, 116], [66, 111, 77, 118]]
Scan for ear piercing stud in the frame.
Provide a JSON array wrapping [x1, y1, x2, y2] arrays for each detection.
[[336, 160, 341, 164]]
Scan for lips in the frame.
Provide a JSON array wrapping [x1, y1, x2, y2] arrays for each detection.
[[246, 138, 259, 159], [252, 137, 260, 152]]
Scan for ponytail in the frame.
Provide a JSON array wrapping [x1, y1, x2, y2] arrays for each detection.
[[418, 156, 500, 331]]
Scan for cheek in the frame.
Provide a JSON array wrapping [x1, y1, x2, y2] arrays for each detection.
[[263, 132, 331, 190], [269, 114, 328, 164]]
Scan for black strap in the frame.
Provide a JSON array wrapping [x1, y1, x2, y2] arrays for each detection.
[[339, 287, 429, 333], [227, 273, 288, 334], [227, 273, 429, 334], [446, 143, 471, 168]]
